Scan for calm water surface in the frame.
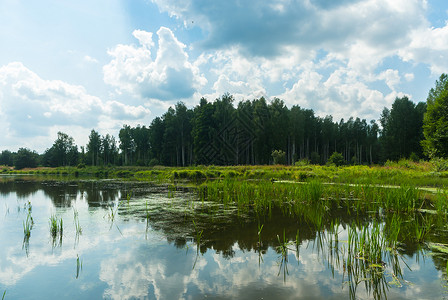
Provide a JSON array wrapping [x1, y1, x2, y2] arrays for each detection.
[[0, 176, 447, 299]]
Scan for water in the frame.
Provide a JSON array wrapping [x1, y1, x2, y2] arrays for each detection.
[[0, 176, 448, 299]]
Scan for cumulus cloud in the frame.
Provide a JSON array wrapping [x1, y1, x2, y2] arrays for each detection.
[[104, 100, 149, 120], [378, 69, 401, 91], [148, 0, 448, 122], [0, 62, 150, 151], [278, 66, 393, 121], [398, 22, 448, 74], [152, 0, 426, 63], [0, 62, 103, 137], [103, 27, 206, 101]]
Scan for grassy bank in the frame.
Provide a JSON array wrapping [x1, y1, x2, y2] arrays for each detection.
[[2, 160, 448, 188]]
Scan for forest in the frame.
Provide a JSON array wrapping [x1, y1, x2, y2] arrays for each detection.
[[1, 74, 447, 169]]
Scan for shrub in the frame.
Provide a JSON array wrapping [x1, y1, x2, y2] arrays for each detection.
[[409, 152, 419, 162], [327, 152, 345, 167], [148, 158, 159, 167], [431, 157, 448, 172], [295, 159, 310, 166], [310, 152, 320, 165], [271, 150, 286, 165]]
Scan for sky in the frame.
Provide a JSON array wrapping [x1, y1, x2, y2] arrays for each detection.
[[1, 0, 448, 153]]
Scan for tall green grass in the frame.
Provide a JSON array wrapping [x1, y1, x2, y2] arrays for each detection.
[[49, 215, 63, 246], [197, 179, 430, 218], [73, 208, 82, 235]]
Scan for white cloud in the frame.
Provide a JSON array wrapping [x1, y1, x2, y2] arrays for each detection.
[[0, 62, 103, 136], [151, 0, 448, 100], [152, 0, 425, 62], [399, 22, 448, 74], [84, 55, 99, 64], [378, 69, 401, 91], [278, 67, 390, 121], [148, 0, 446, 122], [405, 73, 415, 82], [0, 62, 150, 152], [103, 27, 206, 101], [104, 100, 149, 120]]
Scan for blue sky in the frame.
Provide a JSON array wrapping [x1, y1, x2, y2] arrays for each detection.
[[1, 0, 448, 152]]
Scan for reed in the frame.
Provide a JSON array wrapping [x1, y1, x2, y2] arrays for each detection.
[[107, 199, 124, 222], [126, 192, 131, 205], [197, 178, 428, 219], [167, 185, 176, 198], [434, 190, 448, 214], [192, 220, 203, 253], [145, 201, 150, 220], [49, 215, 63, 244], [73, 208, 82, 235], [22, 200, 34, 239], [2, 290, 5, 300], [340, 222, 395, 300], [257, 223, 263, 248], [23, 212, 33, 238], [413, 216, 431, 243], [276, 229, 292, 279], [76, 254, 83, 279]]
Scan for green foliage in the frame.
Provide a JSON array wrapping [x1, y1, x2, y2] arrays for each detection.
[[43, 132, 79, 167], [431, 157, 448, 172], [295, 158, 310, 166], [409, 152, 419, 162], [327, 152, 344, 166], [148, 158, 159, 167], [271, 150, 286, 165], [310, 151, 320, 164], [422, 74, 448, 158], [173, 169, 207, 181], [14, 148, 39, 170], [0, 150, 14, 166], [5, 79, 447, 169], [49, 215, 63, 239], [380, 96, 426, 161]]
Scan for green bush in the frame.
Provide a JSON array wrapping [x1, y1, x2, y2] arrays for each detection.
[[295, 159, 310, 166], [431, 157, 448, 172], [271, 150, 286, 165], [148, 158, 159, 167], [310, 152, 320, 165], [409, 152, 419, 162], [327, 152, 345, 167]]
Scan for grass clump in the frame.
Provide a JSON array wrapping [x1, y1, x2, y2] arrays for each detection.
[[23, 201, 34, 239], [49, 215, 63, 246]]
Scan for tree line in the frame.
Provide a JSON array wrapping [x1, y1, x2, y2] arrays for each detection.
[[2, 74, 448, 169]]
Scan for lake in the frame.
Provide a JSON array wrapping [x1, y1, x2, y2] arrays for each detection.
[[0, 176, 447, 299]]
